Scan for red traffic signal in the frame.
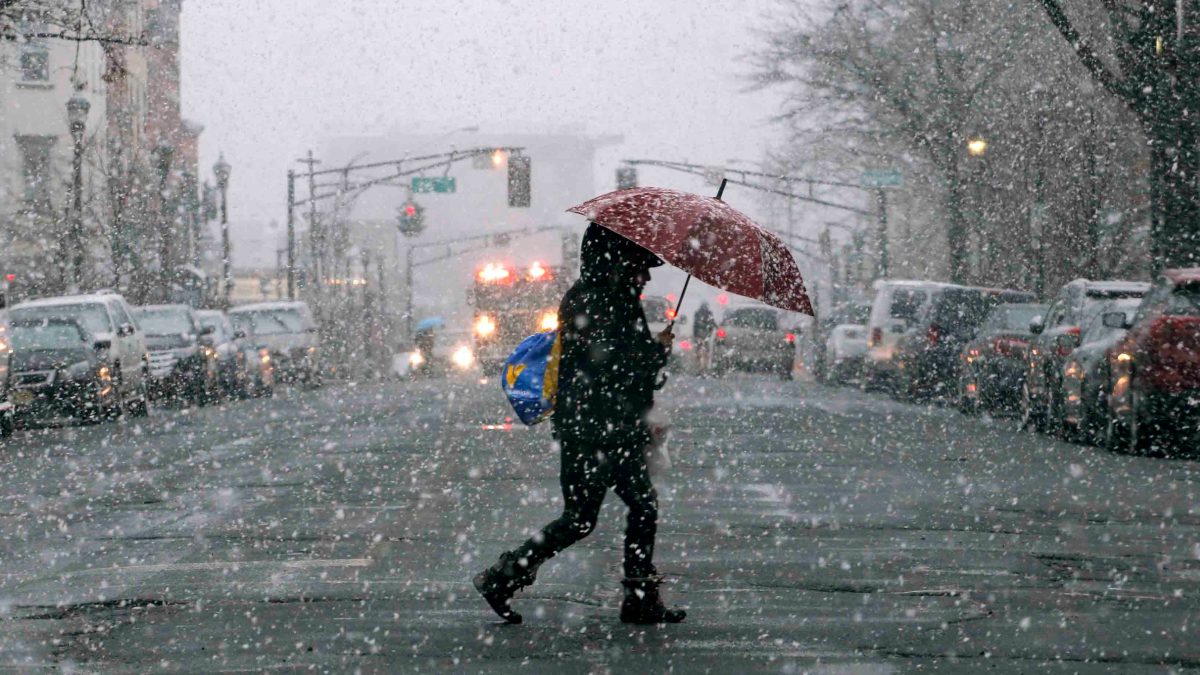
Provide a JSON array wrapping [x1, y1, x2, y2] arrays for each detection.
[[404, 203, 417, 217]]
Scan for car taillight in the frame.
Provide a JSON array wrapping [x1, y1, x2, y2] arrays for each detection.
[[927, 324, 940, 346], [716, 328, 726, 339], [785, 332, 796, 343], [1055, 326, 1080, 357], [678, 340, 692, 351], [869, 328, 882, 347]]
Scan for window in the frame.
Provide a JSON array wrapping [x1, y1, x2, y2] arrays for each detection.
[[15, 135, 56, 214], [10, 304, 116, 336], [20, 42, 50, 82], [725, 309, 778, 330]]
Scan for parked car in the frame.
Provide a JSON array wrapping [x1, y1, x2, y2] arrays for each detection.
[[1, 328, 13, 437], [229, 301, 321, 385], [1022, 279, 1150, 433], [1060, 297, 1143, 443], [815, 298, 871, 383], [825, 323, 868, 384], [195, 310, 274, 399], [8, 292, 149, 417], [894, 286, 1035, 400], [132, 304, 218, 405], [713, 306, 795, 378], [1104, 269, 1200, 456], [861, 280, 951, 391], [957, 302, 1047, 415], [641, 294, 689, 370], [3, 317, 119, 425]]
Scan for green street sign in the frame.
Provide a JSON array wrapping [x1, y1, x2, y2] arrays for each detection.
[[860, 169, 903, 189], [411, 176, 457, 194]]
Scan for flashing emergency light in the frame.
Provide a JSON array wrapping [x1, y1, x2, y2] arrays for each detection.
[[478, 263, 511, 283]]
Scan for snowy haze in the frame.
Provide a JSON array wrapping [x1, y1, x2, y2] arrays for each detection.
[[181, 0, 787, 307]]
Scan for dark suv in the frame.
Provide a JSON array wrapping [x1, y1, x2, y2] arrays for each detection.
[[893, 286, 1034, 400], [1021, 279, 1149, 434], [1104, 269, 1200, 456], [133, 304, 218, 405]]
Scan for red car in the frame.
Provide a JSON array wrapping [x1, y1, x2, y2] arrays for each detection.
[[1104, 268, 1200, 456]]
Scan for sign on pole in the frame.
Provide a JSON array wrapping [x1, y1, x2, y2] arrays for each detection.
[[411, 176, 457, 194], [860, 169, 903, 189]]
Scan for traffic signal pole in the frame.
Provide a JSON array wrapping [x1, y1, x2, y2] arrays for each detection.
[[286, 170, 296, 299]]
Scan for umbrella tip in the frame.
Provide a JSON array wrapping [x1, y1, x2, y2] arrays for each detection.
[[716, 178, 727, 201]]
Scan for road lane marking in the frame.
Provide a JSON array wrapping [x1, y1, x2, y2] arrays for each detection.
[[61, 558, 372, 577]]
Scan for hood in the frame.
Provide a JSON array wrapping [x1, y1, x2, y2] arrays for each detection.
[[258, 333, 314, 353], [579, 223, 662, 288], [145, 333, 196, 350], [12, 347, 93, 372]]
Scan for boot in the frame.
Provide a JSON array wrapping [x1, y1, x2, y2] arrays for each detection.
[[620, 576, 686, 624], [473, 552, 537, 624]]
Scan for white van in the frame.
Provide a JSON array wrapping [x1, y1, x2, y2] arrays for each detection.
[[862, 280, 954, 389]]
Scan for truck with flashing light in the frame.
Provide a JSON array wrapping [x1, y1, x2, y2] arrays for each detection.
[[469, 261, 571, 375]]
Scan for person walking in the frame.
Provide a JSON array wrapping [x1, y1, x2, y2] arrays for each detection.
[[692, 301, 716, 375], [474, 223, 686, 625]]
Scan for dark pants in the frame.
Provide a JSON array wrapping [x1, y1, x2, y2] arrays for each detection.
[[510, 431, 658, 579]]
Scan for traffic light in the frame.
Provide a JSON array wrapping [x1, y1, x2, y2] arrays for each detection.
[[397, 200, 425, 237], [508, 155, 531, 208], [616, 166, 638, 190]]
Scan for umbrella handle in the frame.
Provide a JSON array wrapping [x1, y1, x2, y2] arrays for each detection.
[[664, 181, 721, 333], [666, 274, 691, 333]]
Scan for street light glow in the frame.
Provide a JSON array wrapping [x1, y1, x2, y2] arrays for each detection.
[[967, 137, 988, 156]]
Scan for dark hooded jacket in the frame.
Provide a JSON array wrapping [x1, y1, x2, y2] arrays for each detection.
[[552, 224, 668, 444]]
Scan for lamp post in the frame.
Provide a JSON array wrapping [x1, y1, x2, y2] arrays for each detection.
[[154, 143, 175, 299], [66, 92, 89, 290], [213, 153, 232, 307]]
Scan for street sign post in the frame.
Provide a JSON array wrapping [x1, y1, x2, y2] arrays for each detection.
[[859, 169, 903, 189], [411, 176, 457, 194], [859, 169, 902, 279]]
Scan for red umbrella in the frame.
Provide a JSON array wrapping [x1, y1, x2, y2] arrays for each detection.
[[567, 181, 813, 316]]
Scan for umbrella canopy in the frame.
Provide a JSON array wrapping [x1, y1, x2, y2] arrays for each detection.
[[567, 186, 813, 315], [414, 316, 445, 332]]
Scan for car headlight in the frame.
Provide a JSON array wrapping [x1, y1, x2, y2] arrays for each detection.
[[475, 315, 496, 337], [538, 311, 559, 331], [409, 350, 425, 367], [1064, 360, 1082, 380], [259, 349, 271, 365], [451, 345, 474, 369]]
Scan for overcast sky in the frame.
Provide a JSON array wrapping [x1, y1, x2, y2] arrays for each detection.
[[182, 0, 787, 229]]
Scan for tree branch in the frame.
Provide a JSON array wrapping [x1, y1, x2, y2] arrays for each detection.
[[1, 30, 146, 45], [1037, 0, 1138, 107]]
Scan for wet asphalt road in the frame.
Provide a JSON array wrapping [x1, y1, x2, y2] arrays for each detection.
[[0, 374, 1198, 673]]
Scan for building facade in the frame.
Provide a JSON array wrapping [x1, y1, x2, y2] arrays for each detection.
[[0, 0, 205, 305]]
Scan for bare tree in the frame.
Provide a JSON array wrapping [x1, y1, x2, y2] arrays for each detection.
[[753, 0, 1148, 290], [1038, 0, 1200, 269], [0, 0, 146, 45]]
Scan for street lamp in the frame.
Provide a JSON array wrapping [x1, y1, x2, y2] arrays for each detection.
[[66, 92, 90, 290], [213, 152, 232, 307], [967, 137, 989, 157]]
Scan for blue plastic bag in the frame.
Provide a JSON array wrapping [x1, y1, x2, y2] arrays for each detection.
[[501, 330, 562, 425]]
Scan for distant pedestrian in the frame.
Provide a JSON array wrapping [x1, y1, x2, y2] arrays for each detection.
[[474, 223, 686, 625], [692, 301, 716, 374]]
